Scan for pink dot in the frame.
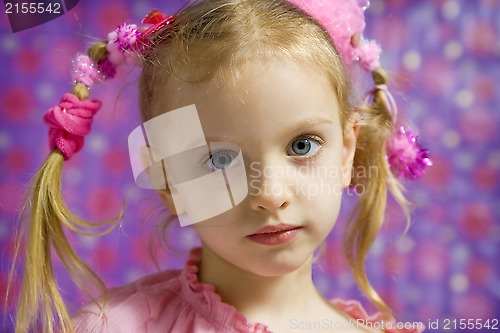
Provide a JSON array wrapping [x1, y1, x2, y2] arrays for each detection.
[[103, 148, 129, 176], [379, 288, 405, 316], [371, 17, 409, 49], [47, 38, 80, 78], [473, 75, 496, 102], [473, 164, 499, 190], [2, 148, 30, 172], [383, 250, 410, 278], [0, 183, 25, 214], [96, 3, 131, 35], [421, 155, 453, 190], [421, 58, 456, 96], [91, 242, 119, 272], [391, 67, 414, 93], [453, 292, 493, 320], [459, 109, 497, 144], [0, 86, 34, 123], [14, 48, 40, 73], [130, 235, 160, 270], [0, 273, 19, 309], [459, 202, 494, 240], [464, 22, 497, 56], [415, 240, 449, 281], [467, 260, 493, 286], [85, 185, 122, 220], [427, 204, 448, 225], [319, 242, 349, 275]]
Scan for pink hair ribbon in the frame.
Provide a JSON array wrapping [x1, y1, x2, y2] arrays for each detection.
[[367, 84, 398, 121], [43, 93, 102, 161]]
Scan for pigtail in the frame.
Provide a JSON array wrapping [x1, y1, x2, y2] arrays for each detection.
[[344, 67, 410, 319], [10, 41, 124, 333]]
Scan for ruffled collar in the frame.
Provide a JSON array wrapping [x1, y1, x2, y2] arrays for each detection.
[[179, 248, 424, 333], [179, 247, 273, 332]]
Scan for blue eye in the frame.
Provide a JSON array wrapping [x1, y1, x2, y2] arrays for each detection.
[[289, 136, 322, 157], [204, 150, 238, 171]]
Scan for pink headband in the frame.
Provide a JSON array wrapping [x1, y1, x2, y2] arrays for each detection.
[[43, 0, 431, 178]]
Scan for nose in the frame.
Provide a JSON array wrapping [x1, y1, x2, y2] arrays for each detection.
[[248, 162, 291, 214]]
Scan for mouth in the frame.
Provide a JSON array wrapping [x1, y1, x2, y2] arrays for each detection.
[[246, 223, 303, 246]]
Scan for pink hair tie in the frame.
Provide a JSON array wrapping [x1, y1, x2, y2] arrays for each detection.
[[364, 84, 398, 121], [43, 93, 102, 160], [72, 54, 104, 87]]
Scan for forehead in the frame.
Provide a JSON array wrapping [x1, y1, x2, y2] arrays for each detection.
[[159, 59, 341, 138]]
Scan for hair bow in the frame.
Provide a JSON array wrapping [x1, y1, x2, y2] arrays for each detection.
[[138, 10, 180, 50]]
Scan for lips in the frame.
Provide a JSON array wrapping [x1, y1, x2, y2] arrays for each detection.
[[246, 223, 302, 246]]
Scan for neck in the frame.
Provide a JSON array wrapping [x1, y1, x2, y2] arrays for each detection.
[[197, 244, 324, 324]]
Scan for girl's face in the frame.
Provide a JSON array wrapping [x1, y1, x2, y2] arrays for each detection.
[[158, 59, 357, 277]]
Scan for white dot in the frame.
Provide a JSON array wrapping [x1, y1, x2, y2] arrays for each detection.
[[405, 285, 422, 303], [442, 130, 461, 149], [439, 226, 456, 243], [81, 235, 98, 247], [339, 272, 354, 289], [451, 244, 471, 264], [396, 236, 415, 254], [179, 228, 200, 249], [455, 152, 475, 170], [450, 274, 469, 293], [370, 0, 385, 14], [0, 131, 12, 150], [1, 35, 18, 53], [444, 41, 463, 60], [125, 185, 142, 202], [454, 89, 474, 109], [487, 150, 500, 169], [87, 134, 109, 154], [403, 51, 422, 71], [315, 275, 331, 295], [64, 168, 82, 185], [491, 226, 500, 241], [0, 219, 7, 238], [36, 82, 56, 102], [442, 0, 460, 20]]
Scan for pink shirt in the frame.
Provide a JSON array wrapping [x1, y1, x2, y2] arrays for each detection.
[[72, 248, 424, 332]]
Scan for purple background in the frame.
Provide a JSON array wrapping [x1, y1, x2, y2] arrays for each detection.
[[1, 0, 499, 332]]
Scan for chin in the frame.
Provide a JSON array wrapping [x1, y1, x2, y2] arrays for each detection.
[[242, 249, 313, 277]]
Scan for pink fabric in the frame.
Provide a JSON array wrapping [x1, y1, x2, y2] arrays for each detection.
[[72, 248, 424, 333], [285, 0, 381, 70], [43, 93, 102, 160]]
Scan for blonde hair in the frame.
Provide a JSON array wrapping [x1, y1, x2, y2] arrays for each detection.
[[11, 0, 409, 331]]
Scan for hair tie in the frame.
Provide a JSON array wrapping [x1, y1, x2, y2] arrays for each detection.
[[43, 93, 102, 160], [387, 127, 433, 180], [375, 84, 398, 121]]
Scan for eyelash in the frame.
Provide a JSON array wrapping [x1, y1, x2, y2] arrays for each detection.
[[200, 150, 238, 172], [287, 134, 325, 160]]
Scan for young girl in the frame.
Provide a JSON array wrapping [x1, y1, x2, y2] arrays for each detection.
[[12, 0, 431, 332]]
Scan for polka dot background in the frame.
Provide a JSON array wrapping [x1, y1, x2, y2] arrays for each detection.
[[1, 0, 499, 332]]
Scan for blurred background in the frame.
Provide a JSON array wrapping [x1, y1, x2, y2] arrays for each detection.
[[1, 0, 499, 332]]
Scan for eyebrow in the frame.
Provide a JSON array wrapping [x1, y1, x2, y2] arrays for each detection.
[[284, 117, 335, 135], [204, 117, 335, 143]]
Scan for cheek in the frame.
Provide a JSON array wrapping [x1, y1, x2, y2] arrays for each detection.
[[297, 153, 344, 223]]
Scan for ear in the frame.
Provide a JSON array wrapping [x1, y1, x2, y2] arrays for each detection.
[[341, 112, 360, 188], [139, 145, 184, 216]]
